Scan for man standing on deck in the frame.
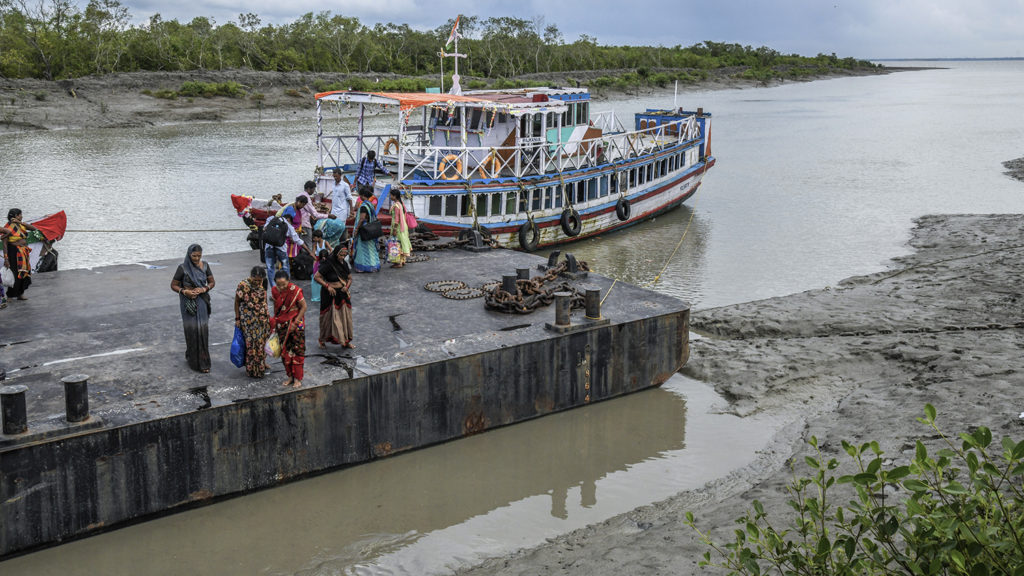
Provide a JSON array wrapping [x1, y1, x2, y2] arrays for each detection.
[[330, 169, 354, 242], [355, 150, 389, 197]]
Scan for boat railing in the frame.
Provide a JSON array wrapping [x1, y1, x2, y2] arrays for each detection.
[[318, 133, 400, 171], [591, 110, 625, 133], [321, 117, 699, 181]]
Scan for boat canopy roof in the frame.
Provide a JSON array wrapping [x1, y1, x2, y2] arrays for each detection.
[[314, 90, 568, 114]]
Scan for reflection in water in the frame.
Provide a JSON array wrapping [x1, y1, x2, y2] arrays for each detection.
[[542, 204, 710, 305], [3, 381, 689, 576]]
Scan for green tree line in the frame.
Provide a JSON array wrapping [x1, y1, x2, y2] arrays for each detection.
[[0, 0, 879, 81]]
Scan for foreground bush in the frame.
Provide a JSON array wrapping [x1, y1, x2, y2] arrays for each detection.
[[686, 405, 1024, 575]]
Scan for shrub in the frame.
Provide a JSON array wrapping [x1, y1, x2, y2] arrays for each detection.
[[177, 81, 243, 98], [687, 405, 1024, 576], [33, 90, 47, 101], [284, 88, 303, 98]]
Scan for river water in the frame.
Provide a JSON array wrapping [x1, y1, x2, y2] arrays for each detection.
[[3, 60, 1024, 574]]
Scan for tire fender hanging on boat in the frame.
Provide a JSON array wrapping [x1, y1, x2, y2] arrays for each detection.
[[518, 219, 539, 252], [560, 208, 582, 237], [615, 197, 631, 222]]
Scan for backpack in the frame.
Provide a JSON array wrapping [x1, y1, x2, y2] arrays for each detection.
[[289, 251, 314, 281], [36, 248, 58, 273], [263, 217, 288, 247]]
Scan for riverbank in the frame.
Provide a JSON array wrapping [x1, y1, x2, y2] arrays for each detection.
[[1004, 157, 1024, 182], [457, 212, 1024, 576], [0, 66, 900, 133]]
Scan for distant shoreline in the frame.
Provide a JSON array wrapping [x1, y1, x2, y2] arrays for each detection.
[[0, 66, 897, 134]]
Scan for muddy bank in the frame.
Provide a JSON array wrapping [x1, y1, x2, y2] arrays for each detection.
[[0, 67, 897, 134], [457, 213, 1024, 576], [1004, 157, 1024, 182]]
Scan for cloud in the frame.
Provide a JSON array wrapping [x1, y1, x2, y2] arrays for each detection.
[[117, 0, 1024, 59]]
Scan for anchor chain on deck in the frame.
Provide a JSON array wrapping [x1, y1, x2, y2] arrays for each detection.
[[484, 260, 590, 314]]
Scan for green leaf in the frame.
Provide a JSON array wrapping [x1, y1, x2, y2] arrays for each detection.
[[903, 479, 929, 492], [950, 549, 965, 570], [753, 500, 764, 515], [805, 456, 820, 469], [842, 440, 857, 457], [816, 536, 831, 556], [943, 481, 968, 494], [837, 474, 855, 484], [1013, 440, 1024, 461], [915, 440, 927, 462], [685, 511, 694, 523], [746, 522, 760, 539], [867, 457, 882, 475], [973, 426, 992, 448], [887, 465, 910, 481], [924, 403, 936, 422], [853, 472, 877, 485]]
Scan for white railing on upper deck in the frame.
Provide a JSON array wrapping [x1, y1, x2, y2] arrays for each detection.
[[591, 110, 625, 133], [319, 117, 700, 181]]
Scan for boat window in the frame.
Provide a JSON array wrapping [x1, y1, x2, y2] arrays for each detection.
[[498, 112, 509, 124], [470, 109, 483, 130], [554, 186, 563, 208], [629, 169, 636, 188], [653, 161, 660, 180], [543, 187, 553, 210], [532, 189, 542, 211], [532, 113, 542, 135], [491, 193, 502, 216], [646, 164, 653, 182], [576, 102, 588, 125], [564, 104, 574, 126], [476, 193, 489, 217], [445, 195, 459, 216], [600, 175, 609, 197], [460, 194, 472, 218], [507, 191, 519, 215], [585, 179, 596, 200], [661, 159, 668, 175], [575, 181, 586, 204], [610, 173, 618, 195], [638, 166, 645, 186], [429, 195, 442, 216]]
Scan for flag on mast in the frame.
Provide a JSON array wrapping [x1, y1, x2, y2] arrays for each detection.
[[445, 15, 461, 48]]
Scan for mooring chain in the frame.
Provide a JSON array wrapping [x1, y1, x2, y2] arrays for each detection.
[[483, 260, 591, 314]]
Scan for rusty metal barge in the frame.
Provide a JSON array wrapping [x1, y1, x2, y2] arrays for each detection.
[[0, 247, 689, 558]]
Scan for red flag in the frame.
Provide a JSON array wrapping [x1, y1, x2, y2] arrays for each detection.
[[30, 210, 67, 241]]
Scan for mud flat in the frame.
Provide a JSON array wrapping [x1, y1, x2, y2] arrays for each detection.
[[0, 67, 898, 134], [458, 213, 1024, 576]]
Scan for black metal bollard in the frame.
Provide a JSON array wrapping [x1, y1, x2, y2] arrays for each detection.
[[554, 292, 572, 326], [62, 374, 90, 423], [564, 253, 579, 273], [502, 274, 519, 296], [516, 267, 530, 281], [1, 384, 28, 435], [585, 287, 602, 320], [546, 251, 561, 269]]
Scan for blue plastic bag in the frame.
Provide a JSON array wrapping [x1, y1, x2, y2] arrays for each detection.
[[230, 326, 246, 368]]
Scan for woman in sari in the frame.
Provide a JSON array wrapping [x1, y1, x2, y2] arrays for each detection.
[[352, 187, 381, 273], [314, 245, 354, 349], [314, 216, 347, 251], [3, 209, 40, 301], [170, 244, 215, 373], [234, 266, 272, 378], [271, 270, 307, 387], [388, 188, 411, 268]]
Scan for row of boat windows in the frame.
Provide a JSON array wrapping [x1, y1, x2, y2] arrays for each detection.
[[425, 149, 691, 218], [430, 102, 592, 132]]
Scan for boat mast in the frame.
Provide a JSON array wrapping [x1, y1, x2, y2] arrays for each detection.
[[440, 16, 466, 95]]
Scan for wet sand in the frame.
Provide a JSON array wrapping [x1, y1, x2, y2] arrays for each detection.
[[0, 67, 896, 133], [457, 213, 1024, 575]]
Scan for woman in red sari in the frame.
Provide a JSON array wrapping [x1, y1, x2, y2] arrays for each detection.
[[271, 270, 308, 387], [3, 208, 39, 301]]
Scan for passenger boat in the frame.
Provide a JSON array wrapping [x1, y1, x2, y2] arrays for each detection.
[[231, 22, 713, 251], [303, 87, 713, 251]]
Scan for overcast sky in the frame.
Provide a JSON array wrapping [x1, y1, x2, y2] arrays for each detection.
[[123, 0, 1024, 59]]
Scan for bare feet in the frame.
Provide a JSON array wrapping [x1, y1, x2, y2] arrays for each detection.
[[318, 340, 326, 349], [282, 378, 294, 387], [17, 295, 28, 300], [291, 380, 302, 387]]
